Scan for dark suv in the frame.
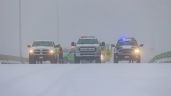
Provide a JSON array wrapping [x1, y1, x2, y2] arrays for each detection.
[[112, 37, 143, 63]]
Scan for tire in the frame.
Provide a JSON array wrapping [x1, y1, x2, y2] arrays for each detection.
[[114, 58, 118, 63], [95, 57, 101, 63], [136, 55, 141, 63], [129, 59, 134, 63], [29, 55, 36, 64], [74, 56, 80, 64], [59, 57, 64, 64], [114, 54, 118, 63], [136, 58, 141, 63], [39, 60, 43, 64], [50, 56, 57, 64], [50, 60, 56, 64]]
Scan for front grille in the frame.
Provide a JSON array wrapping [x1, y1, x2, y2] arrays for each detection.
[[79, 47, 96, 52], [119, 49, 132, 53], [42, 49, 49, 51], [34, 52, 40, 54], [80, 52, 95, 55], [42, 51, 48, 54], [33, 49, 49, 55], [34, 49, 40, 51]]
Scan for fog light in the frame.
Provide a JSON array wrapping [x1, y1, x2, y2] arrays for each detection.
[[49, 50, 54, 54], [134, 49, 140, 54], [29, 49, 34, 54], [101, 54, 104, 61]]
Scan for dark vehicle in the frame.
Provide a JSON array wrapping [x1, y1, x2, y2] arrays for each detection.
[[112, 37, 143, 63]]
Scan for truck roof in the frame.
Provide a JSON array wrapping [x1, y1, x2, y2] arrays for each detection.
[[33, 40, 54, 42], [118, 37, 136, 42], [79, 36, 97, 39]]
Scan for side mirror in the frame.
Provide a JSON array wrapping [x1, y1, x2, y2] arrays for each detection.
[[27, 45, 31, 48], [57, 44, 61, 47], [101, 42, 105, 46], [55, 45, 59, 48], [71, 42, 76, 46], [111, 44, 115, 47], [140, 44, 144, 47]]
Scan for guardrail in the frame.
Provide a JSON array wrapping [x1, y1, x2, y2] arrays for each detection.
[[0, 54, 28, 64], [149, 51, 171, 63]]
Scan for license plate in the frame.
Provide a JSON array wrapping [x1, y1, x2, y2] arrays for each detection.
[[124, 56, 129, 58], [39, 56, 43, 59]]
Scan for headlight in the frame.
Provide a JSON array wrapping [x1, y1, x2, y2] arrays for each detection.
[[29, 49, 34, 54], [134, 48, 140, 54], [101, 54, 104, 61], [49, 50, 54, 54]]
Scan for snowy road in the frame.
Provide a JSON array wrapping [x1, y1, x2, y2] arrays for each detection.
[[0, 64, 171, 96]]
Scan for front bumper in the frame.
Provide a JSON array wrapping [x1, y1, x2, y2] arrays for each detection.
[[115, 52, 140, 60], [75, 52, 100, 57], [29, 54, 55, 61]]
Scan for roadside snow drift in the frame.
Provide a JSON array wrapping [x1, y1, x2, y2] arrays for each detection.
[[0, 64, 171, 96]]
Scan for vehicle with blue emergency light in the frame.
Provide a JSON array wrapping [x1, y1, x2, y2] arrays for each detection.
[[112, 37, 143, 63], [71, 36, 105, 63], [27, 41, 59, 64]]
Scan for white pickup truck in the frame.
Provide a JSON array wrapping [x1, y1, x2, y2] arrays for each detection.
[[27, 41, 59, 64], [71, 36, 105, 63]]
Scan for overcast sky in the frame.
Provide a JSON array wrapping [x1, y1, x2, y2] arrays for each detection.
[[0, 0, 171, 62]]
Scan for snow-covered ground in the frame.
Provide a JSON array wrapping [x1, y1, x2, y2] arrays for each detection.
[[0, 60, 21, 64], [0, 64, 171, 96]]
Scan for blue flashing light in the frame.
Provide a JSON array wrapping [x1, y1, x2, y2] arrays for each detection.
[[118, 34, 128, 38], [118, 35, 128, 41], [122, 38, 127, 41]]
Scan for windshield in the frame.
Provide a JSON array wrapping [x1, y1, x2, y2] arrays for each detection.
[[77, 39, 98, 44], [32, 41, 53, 47], [117, 41, 138, 46]]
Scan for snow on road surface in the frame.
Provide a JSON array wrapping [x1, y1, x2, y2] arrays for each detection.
[[0, 64, 171, 96]]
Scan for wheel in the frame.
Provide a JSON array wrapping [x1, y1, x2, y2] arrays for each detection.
[[136, 58, 141, 63], [136, 55, 141, 63], [50, 56, 57, 64], [129, 59, 134, 63], [114, 54, 118, 63], [50, 59, 56, 64], [74, 56, 80, 63], [129, 60, 132, 63], [59, 56, 64, 64], [29, 55, 36, 64], [40, 59, 43, 64], [114, 58, 118, 63], [95, 57, 101, 63]]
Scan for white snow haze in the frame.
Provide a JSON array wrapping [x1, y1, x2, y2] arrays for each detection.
[[0, 0, 171, 62]]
